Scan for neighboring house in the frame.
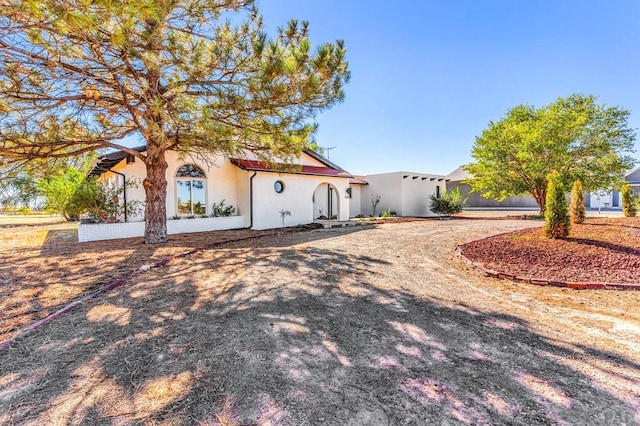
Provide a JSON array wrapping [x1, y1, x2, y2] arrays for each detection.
[[82, 146, 353, 241], [357, 172, 446, 217], [625, 166, 640, 195], [586, 167, 640, 209], [447, 165, 639, 210], [588, 190, 616, 209], [446, 166, 539, 209]]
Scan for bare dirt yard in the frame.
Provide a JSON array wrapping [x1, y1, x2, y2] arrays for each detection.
[[1, 219, 640, 424]]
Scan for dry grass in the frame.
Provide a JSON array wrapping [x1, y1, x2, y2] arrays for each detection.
[[0, 213, 66, 227], [0, 221, 316, 343], [1, 219, 640, 424]]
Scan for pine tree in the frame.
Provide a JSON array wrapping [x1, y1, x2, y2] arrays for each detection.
[[569, 180, 586, 224], [621, 184, 637, 217], [544, 171, 570, 238], [0, 1, 350, 243]]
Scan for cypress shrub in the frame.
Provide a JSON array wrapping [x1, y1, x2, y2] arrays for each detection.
[[543, 171, 570, 238], [622, 184, 637, 217], [569, 180, 586, 224]]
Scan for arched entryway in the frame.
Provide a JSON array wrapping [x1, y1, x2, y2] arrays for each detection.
[[313, 183, 340, 219]]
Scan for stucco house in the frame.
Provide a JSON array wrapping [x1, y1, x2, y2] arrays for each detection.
[[625, 166, 640, 194], [80, 146, 354, 242], [586, 167, 640, 209], [356, 171, 447, 217]]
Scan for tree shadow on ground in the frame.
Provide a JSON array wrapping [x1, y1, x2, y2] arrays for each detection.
[[1, 242, 639, 424], [566, 237, 640, 256], [0, 226, 369, 341], [42, 228, 79, 245], [581, 220, 640, 230]]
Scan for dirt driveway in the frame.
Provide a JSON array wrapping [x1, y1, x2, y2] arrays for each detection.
[[1, 220, 640, 425]]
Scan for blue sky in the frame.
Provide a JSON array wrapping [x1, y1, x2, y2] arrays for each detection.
[[260, 1, 640, 176]]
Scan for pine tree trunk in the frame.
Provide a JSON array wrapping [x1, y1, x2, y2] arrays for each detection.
[[143, 142, 168, 243]]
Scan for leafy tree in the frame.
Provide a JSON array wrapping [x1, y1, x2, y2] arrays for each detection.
[[0, 174, 40, 212], [569, 180, 586, 224], [35, 162, 142, 222], [0, 1, 350, 243], [466, 94, 636, 213], [543, 171, 570, 239], [621, 184, 637, 217], [429, 187, 468, 217], [72, 178, 144, 223], [36, 167, 86, 220]]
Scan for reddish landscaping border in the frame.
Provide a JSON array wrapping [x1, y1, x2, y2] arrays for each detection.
[[455, 246, 640, 291]]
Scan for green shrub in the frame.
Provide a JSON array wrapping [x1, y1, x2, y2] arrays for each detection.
[[381, 209, 392, 218], [429, 187, 467, 217], [569, 180, 585, 224], [622, 184, 637, 217], [210, 199, 235, 217], [543, 171, 570, 238], [79, 179, 143, 223]]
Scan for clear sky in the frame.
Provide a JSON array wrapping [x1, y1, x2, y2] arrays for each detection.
[[260, 0, 640, 176]]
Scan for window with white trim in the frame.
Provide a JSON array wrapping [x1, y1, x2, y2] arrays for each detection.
[[176, 164, 207, 215]]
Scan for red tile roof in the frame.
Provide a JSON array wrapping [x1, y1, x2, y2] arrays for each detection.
[[349, 175, 368, 185], [230, 158, 353, 178]]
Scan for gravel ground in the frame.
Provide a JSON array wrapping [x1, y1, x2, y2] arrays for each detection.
[[1, 219, 640, 425]]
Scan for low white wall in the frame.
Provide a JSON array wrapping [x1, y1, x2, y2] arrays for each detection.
[[78, 215, 247, 242]]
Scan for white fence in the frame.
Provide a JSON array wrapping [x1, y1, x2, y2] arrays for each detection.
[[78, 215, 247, 242]]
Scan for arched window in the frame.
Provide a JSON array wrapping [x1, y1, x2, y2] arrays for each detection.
[[176, 164, 207, 215]]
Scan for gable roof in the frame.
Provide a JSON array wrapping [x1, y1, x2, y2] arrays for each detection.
[[87, 145, 350, 178], [302, 148, 347, 172]]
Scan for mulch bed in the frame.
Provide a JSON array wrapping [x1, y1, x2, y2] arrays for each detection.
[[460, 217, 640, 285]]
